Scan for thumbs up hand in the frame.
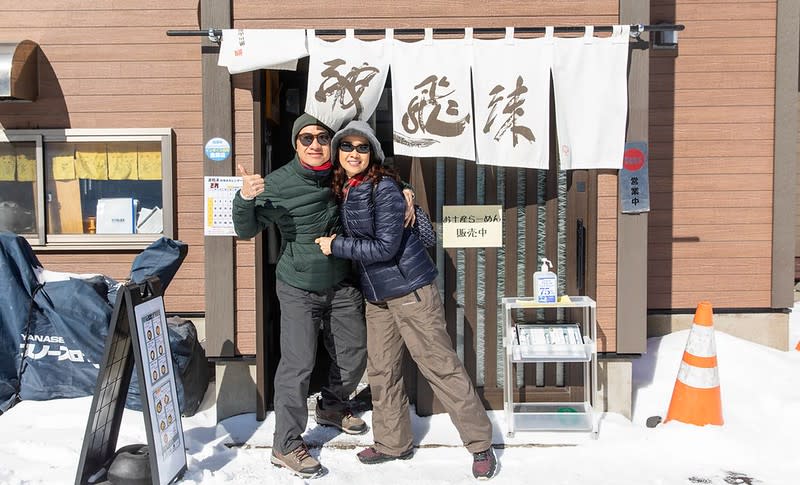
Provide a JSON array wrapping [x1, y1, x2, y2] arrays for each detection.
[[238, 163, 265, 199]]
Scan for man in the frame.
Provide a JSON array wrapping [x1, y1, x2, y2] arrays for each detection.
[[233, 114, 411, 479]]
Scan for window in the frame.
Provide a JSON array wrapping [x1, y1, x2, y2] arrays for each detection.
[[0, 129, 174, 248]]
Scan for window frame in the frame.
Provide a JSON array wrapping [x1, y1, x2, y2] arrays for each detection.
[[3, 128, 174, 250], [2, 132, 44, 245]]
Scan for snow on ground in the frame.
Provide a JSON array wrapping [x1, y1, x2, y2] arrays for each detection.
[[1, 305, 799, 485]]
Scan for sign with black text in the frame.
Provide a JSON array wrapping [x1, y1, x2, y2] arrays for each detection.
[[442, 205, 503, 248], [619, 141, 650, 213], [75, 278, 187, 485], [133, 296, 186, 484]]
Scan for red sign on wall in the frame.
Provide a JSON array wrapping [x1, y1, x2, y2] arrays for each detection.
[[623, 147, 645, 171], [620, 142, 649, 213]]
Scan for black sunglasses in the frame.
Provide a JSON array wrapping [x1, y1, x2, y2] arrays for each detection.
[[339, 142, 371, 154], [297, 132, 331, 146]]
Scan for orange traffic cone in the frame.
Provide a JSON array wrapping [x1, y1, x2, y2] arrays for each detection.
[[664, 301, 723, 426], [795, 340, 800, 351]]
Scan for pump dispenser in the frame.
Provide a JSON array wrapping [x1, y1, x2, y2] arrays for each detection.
[[533, 258, 557, 303]]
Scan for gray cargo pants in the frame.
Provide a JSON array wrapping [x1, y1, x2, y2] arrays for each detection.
[[273, 279, 366, 454], [365, 283, 493, 456]]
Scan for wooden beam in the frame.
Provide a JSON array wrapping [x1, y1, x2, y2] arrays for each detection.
[[201, 0, 235, 357], [772, 0, 798, 308], [616, 0, 649, 353]]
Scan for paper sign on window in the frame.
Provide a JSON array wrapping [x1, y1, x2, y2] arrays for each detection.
[[442, 205, 503, 248]]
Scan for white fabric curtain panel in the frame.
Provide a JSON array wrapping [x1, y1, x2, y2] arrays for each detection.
[[214, 27, 636, 168], [472, 27, 554, 169], [217, 29, 307, 74], [391, 29, 475, 161], [305, 29, 391, 131], [552, 25, 630, 170]]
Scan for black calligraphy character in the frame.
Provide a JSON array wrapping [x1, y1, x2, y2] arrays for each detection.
[[402, 74, 471, 138], [315, 59, 380, 118], [483, 76, 534, 146], [483, 85, 505, 134]]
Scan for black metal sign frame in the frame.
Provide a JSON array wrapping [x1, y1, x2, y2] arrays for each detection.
[[75, 277, 187, 485]]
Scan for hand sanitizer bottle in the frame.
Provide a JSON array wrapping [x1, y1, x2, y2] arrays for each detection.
[[533, 258, 557, 304]]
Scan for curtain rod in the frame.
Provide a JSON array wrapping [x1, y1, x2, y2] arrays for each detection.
[[166, 24, 685, 43]]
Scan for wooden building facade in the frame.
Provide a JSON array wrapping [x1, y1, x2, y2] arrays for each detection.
[[1, 0, 796, 420]]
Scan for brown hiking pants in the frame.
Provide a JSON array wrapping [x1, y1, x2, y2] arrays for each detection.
[[365, 283, 493, 456]]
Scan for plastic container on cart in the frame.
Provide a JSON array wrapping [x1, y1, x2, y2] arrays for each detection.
[[502, 296, 599, 438], [511, 323, 592, 361], [509, 402, 594, 432]]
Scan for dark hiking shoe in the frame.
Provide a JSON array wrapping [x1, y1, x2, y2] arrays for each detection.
[[271, 443, 323, 479], [356, 446, 414, 464], [315, 404, 368, 435], [472, 447, 497, 480]]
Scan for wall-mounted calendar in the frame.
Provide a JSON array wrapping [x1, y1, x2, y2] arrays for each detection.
[[203, 176, 243, 236]]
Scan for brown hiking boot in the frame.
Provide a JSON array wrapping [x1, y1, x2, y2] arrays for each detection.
[[315, 404, 368, 435], [357, 446, 414, 464], [270, 443, 323, 479]]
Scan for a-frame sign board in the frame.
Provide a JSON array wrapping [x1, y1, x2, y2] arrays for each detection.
[[75, 277, 187, 485]]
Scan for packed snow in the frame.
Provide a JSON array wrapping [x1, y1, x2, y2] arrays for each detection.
[[1, 307, 798, 485]]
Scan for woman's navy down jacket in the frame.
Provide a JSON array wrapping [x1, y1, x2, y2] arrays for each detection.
[[331, 177, 437, 302]]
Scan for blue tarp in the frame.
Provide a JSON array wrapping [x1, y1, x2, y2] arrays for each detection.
[[0, 233, 206, 416], [0, 233, 44, 411]]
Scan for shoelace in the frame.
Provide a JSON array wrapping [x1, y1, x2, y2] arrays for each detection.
[[292, 444, 311, 462], [474, 450, 491, 461]]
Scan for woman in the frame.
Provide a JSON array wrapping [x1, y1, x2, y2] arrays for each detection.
[[315, 120, 498, 481]]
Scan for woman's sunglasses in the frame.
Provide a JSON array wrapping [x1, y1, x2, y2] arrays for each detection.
[[297, 133, 331, 146], [339, 142, 371, 154]]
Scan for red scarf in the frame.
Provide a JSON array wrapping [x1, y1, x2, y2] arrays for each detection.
[[343, 173, 367, 197], [299, 160, 332, 171]]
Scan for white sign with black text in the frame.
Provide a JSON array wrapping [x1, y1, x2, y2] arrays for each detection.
[[134, 296, 186, 485], [441, 205, 503, 248]]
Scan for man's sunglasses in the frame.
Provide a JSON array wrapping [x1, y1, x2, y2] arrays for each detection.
[[339, 142, 371, 154], [297, 133, 331, 146]]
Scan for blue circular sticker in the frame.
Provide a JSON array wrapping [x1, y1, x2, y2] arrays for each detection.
[[205, 137, 231, 162]]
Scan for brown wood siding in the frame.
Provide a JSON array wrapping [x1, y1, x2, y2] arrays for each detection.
[[0, 2, 205, 315], [232, 0, 620, 387], [648, 0, 776, 309], [597, 172, 617, 351], [233, 1, 618, 27]]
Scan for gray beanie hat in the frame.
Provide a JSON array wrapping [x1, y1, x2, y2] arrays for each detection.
[[291, 113, 332, 146], [331, 120, 385, 164]]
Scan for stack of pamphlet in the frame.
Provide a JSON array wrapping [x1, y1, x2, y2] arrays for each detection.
[[511, 323, 585, 360]]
